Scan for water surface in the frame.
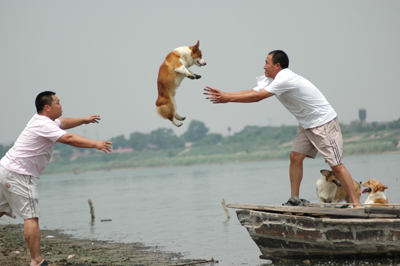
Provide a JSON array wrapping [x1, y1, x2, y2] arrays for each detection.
[[1, 153, 399, 265]]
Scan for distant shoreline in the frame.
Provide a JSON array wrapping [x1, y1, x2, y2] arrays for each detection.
[[42, 150, 400, 176]]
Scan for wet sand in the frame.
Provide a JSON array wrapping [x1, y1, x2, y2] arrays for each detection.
[[0, 224, 215, 266]]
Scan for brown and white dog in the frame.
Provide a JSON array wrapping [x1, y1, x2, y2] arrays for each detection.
[[156, 41, 206, 127], [316, 170, 361, 207], [360, 179, 388, 204]]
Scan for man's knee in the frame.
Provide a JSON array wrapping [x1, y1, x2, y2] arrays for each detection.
[[24, 218, 40, 231], [24, 217, 39, 225], [331, 164, 347, 175], [23, 218, 39, 238], [290, 151, 306, 164]]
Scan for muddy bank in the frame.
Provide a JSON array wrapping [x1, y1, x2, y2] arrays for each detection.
[[0, 224, 216, 266]]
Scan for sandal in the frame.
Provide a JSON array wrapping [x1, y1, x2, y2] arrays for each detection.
[[282, 196, 310, 206], [39, 259, 49, 266]]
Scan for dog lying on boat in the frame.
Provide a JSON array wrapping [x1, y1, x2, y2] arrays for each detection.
[[316, 169, 361, 207], [156, 41, 206, 127], [360, 179, 388, 204]]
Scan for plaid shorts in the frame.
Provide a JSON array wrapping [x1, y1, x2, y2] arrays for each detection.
[[0, 165, 41, 219], [292, 117, 343, 167]]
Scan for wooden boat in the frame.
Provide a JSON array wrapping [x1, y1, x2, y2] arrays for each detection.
[[228, 203, 400, 261]]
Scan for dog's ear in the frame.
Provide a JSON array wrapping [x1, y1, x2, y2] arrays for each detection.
[[380, 184, 388, 191], [192, 40, 200, 51], [320, 170, 331, 177]]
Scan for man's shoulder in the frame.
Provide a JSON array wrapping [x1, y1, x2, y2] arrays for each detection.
[[30, 113, 47, 122], [277, 69, 312, 86], [27, 114, 61, 132], [271, 69, 298, 86], [29, 114, 56, 124], [277, 68, 296, 78]]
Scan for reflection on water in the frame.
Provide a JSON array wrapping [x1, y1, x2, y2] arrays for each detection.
[[1, 153, 399, 265]]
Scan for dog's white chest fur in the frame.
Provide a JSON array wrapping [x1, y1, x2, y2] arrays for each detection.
[[316, 177, 337, 203], [174, 69, 186, 86], [364, 191, 387, 204], [175, 46, 194, 65], [173, 47, 196, 87]]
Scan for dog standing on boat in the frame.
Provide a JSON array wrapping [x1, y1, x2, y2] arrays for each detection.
[[316, 170, 339, 204], [316, 169, 361, 207], [360, 179, 388, 204], [156, 41, 206, 127]]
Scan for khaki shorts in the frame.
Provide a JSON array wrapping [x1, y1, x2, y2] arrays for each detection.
[[0, 165, 41, 219], [292, 117, 343, 167]]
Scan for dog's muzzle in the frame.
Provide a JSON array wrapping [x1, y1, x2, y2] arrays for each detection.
[[197, 60, 206, 66]]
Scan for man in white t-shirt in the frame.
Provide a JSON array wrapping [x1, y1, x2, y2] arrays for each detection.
[[0, 91, 113, 266], [204, 50, 362, 208]]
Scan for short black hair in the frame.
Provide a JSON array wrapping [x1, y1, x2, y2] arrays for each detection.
[[268, 50, 289, 69], [35, 91, 56, 113]]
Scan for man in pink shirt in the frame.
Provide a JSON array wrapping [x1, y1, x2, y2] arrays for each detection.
[[0, 91, 113, 266]]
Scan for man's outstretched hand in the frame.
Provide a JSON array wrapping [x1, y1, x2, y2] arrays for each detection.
[[83, 115, 101, 124], [204, 86, 227, 104]]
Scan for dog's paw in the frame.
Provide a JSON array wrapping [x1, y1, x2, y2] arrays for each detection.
[[172, 121, 183, 127], [172, 118, 183, 127], [174, 114, 186, 121], [187, 74, 201, 80]]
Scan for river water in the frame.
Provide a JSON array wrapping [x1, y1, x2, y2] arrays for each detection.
[[1, 153, 400, 265]]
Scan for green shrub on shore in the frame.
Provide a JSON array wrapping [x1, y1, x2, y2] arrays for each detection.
[[344, 141, 397, 155], [2, 118, 398, 175]]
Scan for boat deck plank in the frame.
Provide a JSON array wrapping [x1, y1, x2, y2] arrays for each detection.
[[228, 203, 400, 218]]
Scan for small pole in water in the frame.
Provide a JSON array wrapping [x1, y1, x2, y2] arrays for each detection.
[[222, 198, 230, 218], [88, 199, 95, 220]]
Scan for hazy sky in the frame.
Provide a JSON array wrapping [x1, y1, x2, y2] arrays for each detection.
[[1, 1, 399, 144]]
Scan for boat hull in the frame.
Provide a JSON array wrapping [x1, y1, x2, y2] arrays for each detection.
[[237, 209, 400, 260]]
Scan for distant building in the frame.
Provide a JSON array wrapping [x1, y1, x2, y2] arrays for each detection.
[[359, 109, 367, 125]]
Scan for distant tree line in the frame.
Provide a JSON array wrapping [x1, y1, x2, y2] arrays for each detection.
[[1, 118, 399, 160], [105, 120, 216, 151], [341, 118, 400, 134]]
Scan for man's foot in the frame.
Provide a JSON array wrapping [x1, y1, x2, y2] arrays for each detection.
[[32, 259, 49, 266], [282, 196, 310, 207], [40, 260, 49, 266]]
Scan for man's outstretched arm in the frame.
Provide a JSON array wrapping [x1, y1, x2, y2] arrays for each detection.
[[58, 115, 101, 130], [204, 86, 274, 103], [57, 133, 113, 153]]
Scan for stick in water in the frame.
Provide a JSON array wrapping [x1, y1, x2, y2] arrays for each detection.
[[222, 198, 230, 218], [170, 258, 217, 266], [88, 199, 95, 219]]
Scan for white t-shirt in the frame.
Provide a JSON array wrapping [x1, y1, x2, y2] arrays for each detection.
[[253, 68, 337, 129], [0, 114, 67, 178]]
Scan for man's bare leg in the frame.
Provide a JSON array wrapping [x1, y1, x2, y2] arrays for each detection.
[[289, 151, 307, 197], [331, 164, 363, 208], [24, 218, 44, 266]]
